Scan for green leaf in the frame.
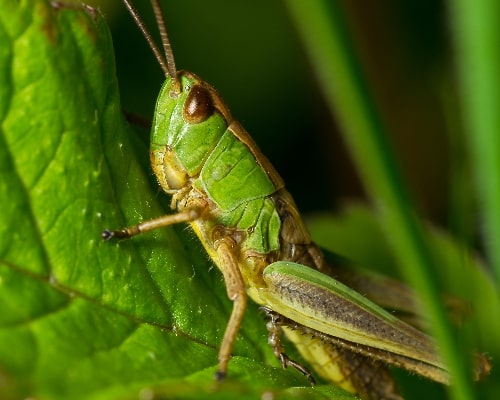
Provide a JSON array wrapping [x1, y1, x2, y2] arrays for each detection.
[[1, 1, 345, 399]]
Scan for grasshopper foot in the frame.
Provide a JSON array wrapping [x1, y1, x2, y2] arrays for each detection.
[[101, 229, 130, 240], [214, 370, 226, 382], [261, 307, 316, 385]]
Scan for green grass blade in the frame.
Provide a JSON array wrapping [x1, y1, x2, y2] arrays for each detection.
[[283, 1, 475, 399], [449, 0, 500, 289]]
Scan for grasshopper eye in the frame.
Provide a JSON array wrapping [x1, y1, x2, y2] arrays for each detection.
[[183, 85, 214, 123]]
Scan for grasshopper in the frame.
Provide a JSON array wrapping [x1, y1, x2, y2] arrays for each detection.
[[103, 1, 491, 399]]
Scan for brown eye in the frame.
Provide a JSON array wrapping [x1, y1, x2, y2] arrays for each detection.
[[183, 85, 214, 123]]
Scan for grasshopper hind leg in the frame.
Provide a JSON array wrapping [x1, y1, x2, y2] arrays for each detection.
[[261, 307, 316, 385], [261, 308, 403, 400]]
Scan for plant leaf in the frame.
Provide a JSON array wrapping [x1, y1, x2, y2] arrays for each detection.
[[1, 1, 350, 399]]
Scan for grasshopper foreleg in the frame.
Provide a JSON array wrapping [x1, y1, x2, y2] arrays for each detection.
[[102, 207, 201, 240], [261, 306, 316, 385], [213, 237, 248, 381]]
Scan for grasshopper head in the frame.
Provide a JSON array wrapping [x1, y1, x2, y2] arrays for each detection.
[[150, 71, 232, 194]]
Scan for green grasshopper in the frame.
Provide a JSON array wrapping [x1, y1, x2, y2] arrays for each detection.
[[103, 1, 491, 399]]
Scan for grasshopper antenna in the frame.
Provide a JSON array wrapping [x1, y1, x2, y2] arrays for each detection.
[[150, 0, 180, 90], [122, 0, 181, 93]]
